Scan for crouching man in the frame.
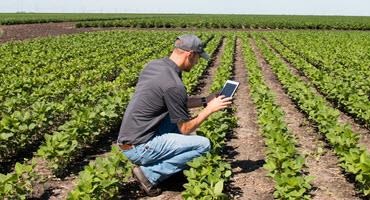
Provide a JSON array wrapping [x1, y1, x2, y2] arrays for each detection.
[[117, 34, 232, 196]]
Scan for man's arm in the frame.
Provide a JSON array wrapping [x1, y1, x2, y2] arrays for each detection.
[[178, 96, 232, 134]]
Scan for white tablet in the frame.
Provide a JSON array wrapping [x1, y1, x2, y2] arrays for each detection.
[[219, 80, 239, 98]]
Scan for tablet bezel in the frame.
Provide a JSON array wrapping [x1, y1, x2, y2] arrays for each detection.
[[219, 80, 239, 98]]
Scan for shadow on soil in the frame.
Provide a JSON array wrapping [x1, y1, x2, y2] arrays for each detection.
[[225, 151, 266, 198], [232, 159, 265, 175], [224, 129, 266, 198]]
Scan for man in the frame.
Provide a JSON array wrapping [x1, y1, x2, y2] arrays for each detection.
[[117, 34, 232, 196]]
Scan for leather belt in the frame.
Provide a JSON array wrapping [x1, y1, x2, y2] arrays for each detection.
[[118, 143, 134, 151]]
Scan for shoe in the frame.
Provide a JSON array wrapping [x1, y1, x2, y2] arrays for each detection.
[[133, 166, 162, 197]]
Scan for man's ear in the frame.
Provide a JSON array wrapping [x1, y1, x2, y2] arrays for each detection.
[[187, 51, 193, 57], [189, 51, 197, 59], [185, 52, 193, 61]]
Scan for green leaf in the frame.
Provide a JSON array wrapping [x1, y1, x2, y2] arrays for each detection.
[[224, 170, 232, 178], [214, 180, 224, 196], [0, 132, 14, 140]]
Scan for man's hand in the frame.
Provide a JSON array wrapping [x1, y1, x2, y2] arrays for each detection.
[[204, 95, 232, 114]]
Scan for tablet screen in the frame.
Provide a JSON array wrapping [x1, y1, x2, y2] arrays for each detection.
[[220, 82, 238, 97]]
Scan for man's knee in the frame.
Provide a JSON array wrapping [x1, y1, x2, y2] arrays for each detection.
[[198, 136, 211, 154]]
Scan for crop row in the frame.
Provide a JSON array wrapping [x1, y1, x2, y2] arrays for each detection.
[[1, 13, 370, 30], [267, 31, 370, 103], [76, 15, 370, 30], [261, 33, 370, 128], [67, 146, 133, 199], [0, 32, 160, 111], [268, 31, 370, 72], [254, 34, 370, 196], [0, 13, 135, 25], [182, 34, 237, 199], [241, 34, 312, 199]]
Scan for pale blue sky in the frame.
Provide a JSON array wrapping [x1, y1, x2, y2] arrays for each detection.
[[1, 0, 369, 16]]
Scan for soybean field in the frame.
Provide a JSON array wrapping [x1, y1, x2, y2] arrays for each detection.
[[0, 14, 370, 200]]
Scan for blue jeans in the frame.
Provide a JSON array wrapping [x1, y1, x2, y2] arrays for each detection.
[[122, 115, 211, 185]]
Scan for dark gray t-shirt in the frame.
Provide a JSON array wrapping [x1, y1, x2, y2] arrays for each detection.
[[117, 57, 191, 145]]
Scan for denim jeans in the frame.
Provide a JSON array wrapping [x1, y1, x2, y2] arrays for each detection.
[[122, 115, 211, 185]]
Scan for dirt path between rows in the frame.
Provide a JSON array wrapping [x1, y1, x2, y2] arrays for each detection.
[[262, 38, 370, 153], [195, 38, 225, 97], [225, 37, 274, 199], [250, 38, 360, 200]]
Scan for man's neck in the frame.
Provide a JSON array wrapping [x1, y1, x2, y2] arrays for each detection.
[[169, 54, 185, 71]]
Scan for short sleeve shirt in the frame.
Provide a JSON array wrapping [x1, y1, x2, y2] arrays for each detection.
[[117, 57, 191, 145]]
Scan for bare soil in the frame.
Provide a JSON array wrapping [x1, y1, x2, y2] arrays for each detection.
[[0, 22, 159, 43], [250, 38, 360, 200], [27, 158, 77, 200], [225, 38, 274, 199], [0, 22, 97, 43], [0, 23, 279, 44]]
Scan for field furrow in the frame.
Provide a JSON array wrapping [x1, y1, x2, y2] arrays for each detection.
[[262, 36, 370, 153], [227, 36, 274, 199], [250, 36, 359, 199], [252, 33, 370, 197]]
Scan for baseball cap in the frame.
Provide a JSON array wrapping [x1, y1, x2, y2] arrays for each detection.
[[175, 34, 210, 60]]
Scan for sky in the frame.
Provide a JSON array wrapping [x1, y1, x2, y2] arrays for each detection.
[[1, 0, 369, 16]]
